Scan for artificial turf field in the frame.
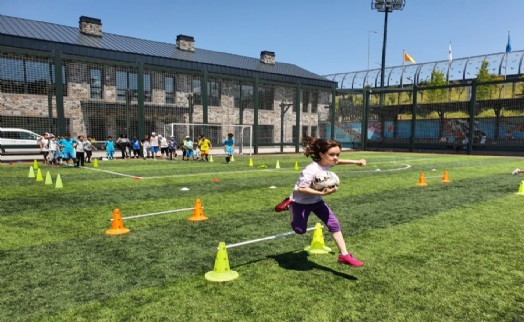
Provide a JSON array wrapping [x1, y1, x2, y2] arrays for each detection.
[[1, 151, 523, 321]]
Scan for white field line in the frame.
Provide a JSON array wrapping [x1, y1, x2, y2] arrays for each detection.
[[81, 166, 141, 178]]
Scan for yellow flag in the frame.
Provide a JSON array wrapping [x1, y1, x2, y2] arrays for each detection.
[[403, 51, 416, 64]]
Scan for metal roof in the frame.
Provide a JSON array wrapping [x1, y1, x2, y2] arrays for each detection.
[[0, 15, 335, 88]]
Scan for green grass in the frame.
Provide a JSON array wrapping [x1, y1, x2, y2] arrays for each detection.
[[1, 153, 523, 321]]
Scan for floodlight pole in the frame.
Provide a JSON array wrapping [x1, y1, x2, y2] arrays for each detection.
[[372, 0, 406, 106]]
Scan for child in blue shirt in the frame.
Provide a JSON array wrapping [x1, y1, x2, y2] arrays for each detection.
[[131, 137, 141, 158], [105, 136, 115, 160], [224, 133, 235, 163]]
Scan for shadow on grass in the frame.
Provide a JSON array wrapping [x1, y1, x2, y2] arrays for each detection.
[[268, 251, 358, 281]]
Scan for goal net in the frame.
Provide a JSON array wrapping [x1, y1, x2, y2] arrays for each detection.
[[163, 123, 253, 155]]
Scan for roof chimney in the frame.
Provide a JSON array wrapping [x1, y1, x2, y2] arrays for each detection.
[[176, 35, 195, 52], [79, 16, 102, 37], [260, 51, 275, 65]]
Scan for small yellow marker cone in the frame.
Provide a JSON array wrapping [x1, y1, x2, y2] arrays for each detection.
[[230, 155, 235, 162], [209, 155, 214, 163], [304, 223, 332, 255], [249, 158, 253, 167], [294, 161, 299, 171], [28, 166, 35, 178], [35, 168, 43, 182], [55, 174, 63, 189], [516, 181, 524, 196], [93, 158, 99, 168], [276, 160, 280, 169], [45, 171, 53, 185], [205, 242, 239, 282], [33, 159, 39, 170]]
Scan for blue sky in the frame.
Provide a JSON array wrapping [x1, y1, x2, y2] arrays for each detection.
[[0, 0, 521, 76]]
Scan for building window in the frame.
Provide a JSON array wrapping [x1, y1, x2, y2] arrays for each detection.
[[165, 75, 175, 104], [90, 68, 102, 99], [311, 92, 319, 113], [311, 126, 318, 138], [116, 71, 151, 102], [208, 79, 221, 106], [191, 78, 202, 104], [258, 125, 274, 144], [302, 91, 310, 113], [302, 126, 309, 138], [258, 86, 274, 110], [233, 83, 254, 109], [191, 78, 221, 106], [0, 57, 66, 96]]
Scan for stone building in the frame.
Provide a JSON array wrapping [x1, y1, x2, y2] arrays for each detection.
[[0, 15, 336, 153]]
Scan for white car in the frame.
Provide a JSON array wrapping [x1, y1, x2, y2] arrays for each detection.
[[0, 128, 42, 155]]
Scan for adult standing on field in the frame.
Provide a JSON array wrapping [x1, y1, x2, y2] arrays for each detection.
[[288, 136, 366, 267], [116, 134, 130, 159], [75, 135, 86, 167], [150, 132, 160, 160], [198, 134, 212, 161]]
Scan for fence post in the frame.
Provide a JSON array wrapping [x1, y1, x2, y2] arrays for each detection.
[[468, 80, 477, 154], [361, 89, 369, 150], [410, 86, 418, 152]]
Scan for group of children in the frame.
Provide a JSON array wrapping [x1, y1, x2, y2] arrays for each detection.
[[39, 133, 97, 167], [101, 132, 236, 163]]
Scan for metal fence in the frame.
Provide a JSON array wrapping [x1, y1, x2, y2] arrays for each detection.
[[328, 78, 524, 154]]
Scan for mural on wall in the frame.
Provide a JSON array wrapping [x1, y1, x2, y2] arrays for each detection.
[[326, 117, 524, 146]]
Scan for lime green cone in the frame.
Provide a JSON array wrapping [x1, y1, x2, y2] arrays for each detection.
[[28, 166, 35, 178], [205, 242, 239, 282], [45, 171, 53, 185], [35, 168, 43, 182], [516, 181, 524, 195], [304, 223, 332, 255]]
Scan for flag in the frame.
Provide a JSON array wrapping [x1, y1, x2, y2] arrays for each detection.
[[506, 31, 512, 53], [448, 42, 453, 64], [403, 51, 416, 64]]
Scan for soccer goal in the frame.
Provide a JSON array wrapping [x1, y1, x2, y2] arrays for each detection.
[[163, 123, 253, 155]]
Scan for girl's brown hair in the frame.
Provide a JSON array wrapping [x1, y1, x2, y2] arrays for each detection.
[[302, 136, 341, 162]]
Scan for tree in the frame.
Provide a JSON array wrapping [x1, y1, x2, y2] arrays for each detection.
[[476, 61, 495, 101], [426, 70, 447, 103]]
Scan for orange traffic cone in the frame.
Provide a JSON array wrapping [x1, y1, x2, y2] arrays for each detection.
[[106, 209, 130, 235], [417, 172, 428, 186], [188, 198, 208, 221], [441, 170, 451, 183]]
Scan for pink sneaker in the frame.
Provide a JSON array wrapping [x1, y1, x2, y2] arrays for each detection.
[[338, 254, 364, 267]]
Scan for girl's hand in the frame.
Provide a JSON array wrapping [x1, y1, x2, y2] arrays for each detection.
[[322, 186, 338, 195]]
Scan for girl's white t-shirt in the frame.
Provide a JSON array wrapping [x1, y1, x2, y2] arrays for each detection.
[[291, 161, 334, 204]]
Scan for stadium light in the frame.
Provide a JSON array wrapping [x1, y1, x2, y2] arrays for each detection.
[[371, 0, 405, 104]]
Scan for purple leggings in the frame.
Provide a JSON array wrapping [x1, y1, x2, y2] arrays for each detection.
[[290, 200, 341, 234]]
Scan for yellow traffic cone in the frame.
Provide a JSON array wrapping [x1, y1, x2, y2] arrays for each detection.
[[417, 172, 428, 187], [516, 181, 524, 196], [33, 159, 38, 170], [205, 242, 239, 282], [106, 209, 130, 235], [249, 158, 253, 167], [55, 174, 63, 189], [45, 171, 53, 185], [209, 155, 214, 163], [93, 158, 99, 168], [441, 170, 451, 183], [188, 198, 208, 221], [294, 161, 299, 171], [35, 168, 43, 182], [28, 166, 35, 178], [304, 223, 332, 255], [230, 155, 235, 162], [276, 160, 280, 169]]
